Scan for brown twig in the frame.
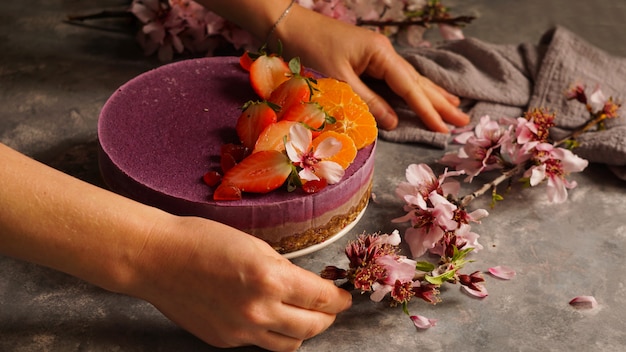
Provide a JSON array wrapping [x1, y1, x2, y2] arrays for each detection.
[[357, 15, 475, 28], [459, 164, 525, 208]]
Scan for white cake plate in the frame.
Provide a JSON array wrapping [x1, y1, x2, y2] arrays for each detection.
[[282, 204, 367, 260]]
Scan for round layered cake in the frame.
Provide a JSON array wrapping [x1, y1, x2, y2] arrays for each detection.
[[98, 56, 375, 257]]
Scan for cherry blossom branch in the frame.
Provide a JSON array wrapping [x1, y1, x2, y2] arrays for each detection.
[[554, 113, 609, 146], [459, 163, 525, 208], [356, 15, 475, 28]]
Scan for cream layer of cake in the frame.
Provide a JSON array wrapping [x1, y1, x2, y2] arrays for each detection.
[[98, 56, 375, 254]]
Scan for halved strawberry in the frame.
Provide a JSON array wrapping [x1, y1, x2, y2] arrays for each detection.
[[236, 100, 279, 149], [268, 58, 316, 118], [253, 120, 299, 153], [281, 101, 335, 136], [249, 54, 291, 99], [219, 150, 293, 195]]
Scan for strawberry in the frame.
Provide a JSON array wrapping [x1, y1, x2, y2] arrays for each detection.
[[268, 58, 317, 118], [301, 179, 328, 194], [202, 170, 222, 187], [219, 150, 293, 195], [213, 183, 242, 201], [221, 143, 249, 162], [281, 101, 335, 135], [239, 51, 255, 71], [220, 152, 237, 173], [236, 100, 279, 149], [249, 54, 291, 99], [253, 120, 299, 153]]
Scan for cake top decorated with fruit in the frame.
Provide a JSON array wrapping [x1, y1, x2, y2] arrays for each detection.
[[203, 50, 378, 201]]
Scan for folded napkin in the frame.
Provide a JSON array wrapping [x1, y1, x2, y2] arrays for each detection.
[[378, 26, 626, 178]]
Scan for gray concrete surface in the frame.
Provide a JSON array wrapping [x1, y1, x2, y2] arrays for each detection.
[[2, 1, 626, 351]]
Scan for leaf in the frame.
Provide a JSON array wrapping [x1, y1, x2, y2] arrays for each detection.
[[425, 270, 456, 285], [415, 261, 436, 272]]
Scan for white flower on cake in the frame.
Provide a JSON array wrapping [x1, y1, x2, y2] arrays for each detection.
[[285, 123, 344, 184]]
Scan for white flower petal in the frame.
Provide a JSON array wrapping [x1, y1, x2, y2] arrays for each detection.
[[316, 161, 344, 184], [313, 137, 342, 159], [288, 123, 312, 154], [405, 163, 436, 186], [298, 168, 319, 182]]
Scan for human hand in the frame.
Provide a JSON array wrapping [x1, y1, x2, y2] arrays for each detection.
[[276, 5, 470, 133], [127, 216, 352, 352]]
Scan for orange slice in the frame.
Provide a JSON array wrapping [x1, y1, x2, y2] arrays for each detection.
[[311, 78, 377, 149], [312, 131, 357, 169]]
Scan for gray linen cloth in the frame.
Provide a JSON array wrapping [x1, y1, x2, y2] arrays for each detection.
[[377, 26, 626, 178]]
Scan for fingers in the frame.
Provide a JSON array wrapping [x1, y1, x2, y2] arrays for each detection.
[[421, 76, 470, 127], [360, 49, 469, 132], [245, 265, 351, 351], [282, 265, 352, 314], [347, 76, 399, 130]]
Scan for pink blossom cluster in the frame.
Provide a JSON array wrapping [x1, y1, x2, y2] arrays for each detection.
[[129, 0, 465, 61], [321, 230, 510, 328], [321, 231, 441, 329], [439, 109, 589, 204], [130, 0, 258, 61], [393, 163, 487, 258]]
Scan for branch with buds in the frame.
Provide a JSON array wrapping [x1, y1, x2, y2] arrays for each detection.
[[322, 83, 620, 330]]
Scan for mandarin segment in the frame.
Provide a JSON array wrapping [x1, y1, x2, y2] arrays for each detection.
[[312, 131, 357, 169], [311, 78, 377, 149]]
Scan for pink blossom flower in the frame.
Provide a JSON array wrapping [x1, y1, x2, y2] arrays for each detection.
[[285, 124, 345, 184], [525, 143, 589, 203], [430, 223, 483, 257], [565, 82, 587, 104], [312, 0, 357, 24], [375, 255, 417, 286], [394, 191, 458, 258], [588, 87, 608, 114], [440, 115, 506, 181], [131, 0, 187, 62], [394, 163, 462, 207]]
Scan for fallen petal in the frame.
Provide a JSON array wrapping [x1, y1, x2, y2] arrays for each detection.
[[569, 296, 597, 309], [461, 284, 488, 298], [410, 315, 437, 329], [488, 265, 516, 280]]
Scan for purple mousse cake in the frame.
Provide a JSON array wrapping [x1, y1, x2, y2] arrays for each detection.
[[98, 56, 375, 254]]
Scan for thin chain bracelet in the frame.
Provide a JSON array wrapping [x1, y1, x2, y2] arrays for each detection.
[[265, 0, 296, 44]]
